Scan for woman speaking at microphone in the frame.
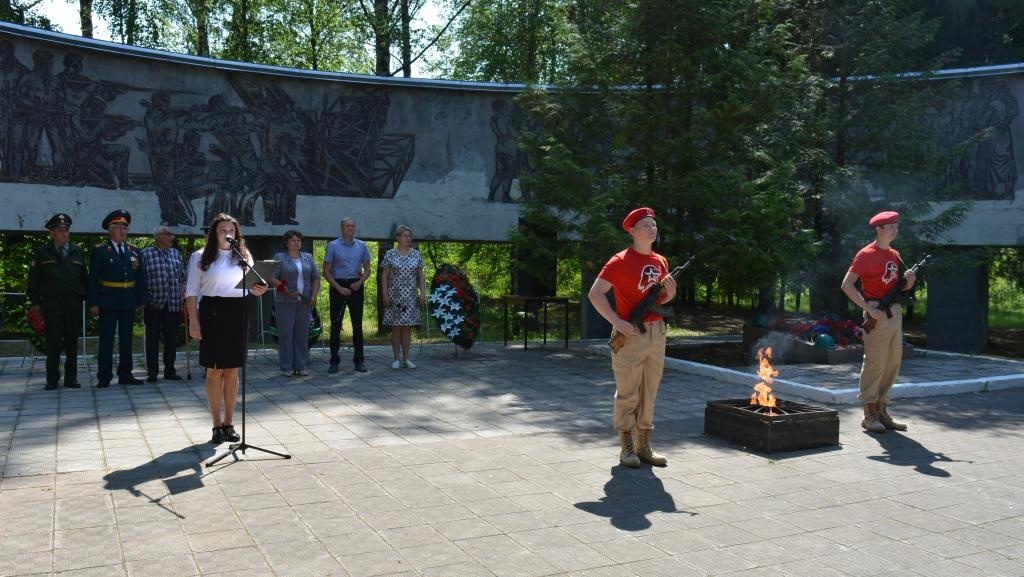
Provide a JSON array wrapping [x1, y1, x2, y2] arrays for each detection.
[[185, 213, 267, 444]]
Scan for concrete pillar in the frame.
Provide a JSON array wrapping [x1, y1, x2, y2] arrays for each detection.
[[513, 218, 556, 297], [926, 255, 989, 354]]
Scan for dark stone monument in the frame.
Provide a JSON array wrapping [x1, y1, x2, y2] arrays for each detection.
[[927, 256, 989, 354]]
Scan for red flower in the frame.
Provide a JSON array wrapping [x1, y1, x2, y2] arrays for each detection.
[[26, 307, 46, 335]]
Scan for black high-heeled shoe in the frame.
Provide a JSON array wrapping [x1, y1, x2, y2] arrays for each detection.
[[211, 427, 225, 444], [222, 424, 240, 443]]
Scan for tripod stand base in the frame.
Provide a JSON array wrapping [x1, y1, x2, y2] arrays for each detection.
[[205, 442, 291, 467]]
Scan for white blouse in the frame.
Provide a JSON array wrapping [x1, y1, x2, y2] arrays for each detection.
[[185, 248, 254, 299], [292, 258, 304, 294]]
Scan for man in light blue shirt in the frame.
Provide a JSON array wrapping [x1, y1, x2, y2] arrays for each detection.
[[323, 217, 372, 372]]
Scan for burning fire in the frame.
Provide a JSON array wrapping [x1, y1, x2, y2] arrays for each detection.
[[750, 347, 779, 414]]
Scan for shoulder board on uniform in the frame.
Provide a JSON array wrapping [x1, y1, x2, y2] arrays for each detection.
[[95, 241, 110, 249]]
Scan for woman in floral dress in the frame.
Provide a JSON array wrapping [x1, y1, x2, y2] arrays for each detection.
[[381, 225, 425, 368]]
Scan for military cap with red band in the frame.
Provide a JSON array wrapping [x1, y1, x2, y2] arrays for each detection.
[[868, 211, 900, 227], [622, 207, 656, 231], [102, 209, 132, 230]]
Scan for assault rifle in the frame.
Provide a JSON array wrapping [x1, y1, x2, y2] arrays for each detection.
[[862, 254, 930, 334], [608, 255, 695, 353]]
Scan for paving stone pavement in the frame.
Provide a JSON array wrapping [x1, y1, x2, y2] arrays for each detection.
[[1, 344, 1022, 577]]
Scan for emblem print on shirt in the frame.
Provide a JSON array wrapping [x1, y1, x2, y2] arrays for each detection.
[[638, 265, 661, 292], [882, 261, 899, 285]]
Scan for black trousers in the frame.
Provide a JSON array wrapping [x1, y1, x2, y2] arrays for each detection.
[[329, 279, 364, 365], [42, 299, 82, 385], [97, 307, 136, 383], [144, 304, 180, 377]]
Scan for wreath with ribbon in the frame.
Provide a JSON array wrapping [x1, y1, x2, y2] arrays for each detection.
[[429, 264, 481, 350]]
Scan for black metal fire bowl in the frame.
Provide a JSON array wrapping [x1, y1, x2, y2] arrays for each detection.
[[704, 399, 839, 453]]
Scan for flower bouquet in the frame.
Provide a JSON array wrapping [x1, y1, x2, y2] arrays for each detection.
[[767, 313, 865, 349], [24, 305, 47, 353]]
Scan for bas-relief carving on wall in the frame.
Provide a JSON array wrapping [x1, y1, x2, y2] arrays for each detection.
[[0, 43, 417, 227], [936, 79, 1019, 201], [0, 37, 525, 234]]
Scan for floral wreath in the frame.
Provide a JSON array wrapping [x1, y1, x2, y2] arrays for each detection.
[[429, 264, 481, 350]]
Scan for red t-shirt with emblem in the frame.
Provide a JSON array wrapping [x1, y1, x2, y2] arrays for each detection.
[[597, 248, 669, 323], [850, 243, 903, 299]]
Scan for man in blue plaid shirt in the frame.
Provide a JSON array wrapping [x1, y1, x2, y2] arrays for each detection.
[[141, 226, 186, 382]]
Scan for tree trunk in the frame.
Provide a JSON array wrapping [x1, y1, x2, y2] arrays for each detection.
[[0, 0, 15, 23], [237, 0, 251, 61], [526, 0, 542, 82], [374, 0, 390, 76], [758, 282, 776, 314], [400, 0, 411, 77], [307, 0, 319, 70], [79, 0, 94, 37], [193, 0, 210, 57], [126, 0, 138, 44]]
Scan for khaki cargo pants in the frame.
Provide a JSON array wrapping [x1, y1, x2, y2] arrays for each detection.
[[611, 320, 666, 431], [859, 304, 903, 405]]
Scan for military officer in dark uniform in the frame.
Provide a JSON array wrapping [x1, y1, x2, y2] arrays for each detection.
[[27, 213, 88, 390], [88, 210, 148, 387]]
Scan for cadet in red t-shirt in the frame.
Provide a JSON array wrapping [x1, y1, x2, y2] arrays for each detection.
[[588, 207, 676, 467], [841, 210, 917, 434]]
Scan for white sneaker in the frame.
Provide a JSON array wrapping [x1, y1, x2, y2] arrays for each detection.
[[391, 360, 401, 370], [404, 360, 416, 369]]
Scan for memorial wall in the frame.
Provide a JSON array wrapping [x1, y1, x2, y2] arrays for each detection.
[[863, 67, 1024, 246], [0, 22, 528, 240], [2, 22, 1023, 246]]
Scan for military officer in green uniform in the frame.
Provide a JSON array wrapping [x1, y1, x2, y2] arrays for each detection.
[[88, 210, 148, 387], [28, 213, 88, 390]]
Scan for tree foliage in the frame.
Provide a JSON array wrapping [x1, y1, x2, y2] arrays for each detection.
[[264, 0, 370, 71], [2, 0, 55, 28], [513, 1, 821, 309], [430, 0, 572, 83]]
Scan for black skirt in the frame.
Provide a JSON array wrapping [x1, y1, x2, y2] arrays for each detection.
[[198, 296, 248, 368]]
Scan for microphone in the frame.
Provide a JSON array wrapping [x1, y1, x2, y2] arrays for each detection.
[[224, 235, 239, 246]]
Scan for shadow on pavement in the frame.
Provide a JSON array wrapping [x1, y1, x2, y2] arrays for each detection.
[[574, 465, 697, 531], [865, 431, 972, 477], [102, 443, 217, 518]]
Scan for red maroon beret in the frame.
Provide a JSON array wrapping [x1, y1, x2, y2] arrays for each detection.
[[622, 207, 656, 231], [869, 211, 900, 227]]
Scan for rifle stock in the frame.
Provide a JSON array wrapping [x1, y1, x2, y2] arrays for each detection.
[[862, 316, 879, 334], [607, 255, 695, 353], [861, 254, 930, 335]]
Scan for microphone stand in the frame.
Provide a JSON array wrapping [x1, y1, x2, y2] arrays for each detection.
[[206, 240, 291, 467]]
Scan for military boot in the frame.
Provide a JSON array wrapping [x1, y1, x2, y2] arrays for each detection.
[[877, 405, 908, 431], [635, 428, 668, 467], [618, 430, 641, 468], [861, 403, 886, 433]]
